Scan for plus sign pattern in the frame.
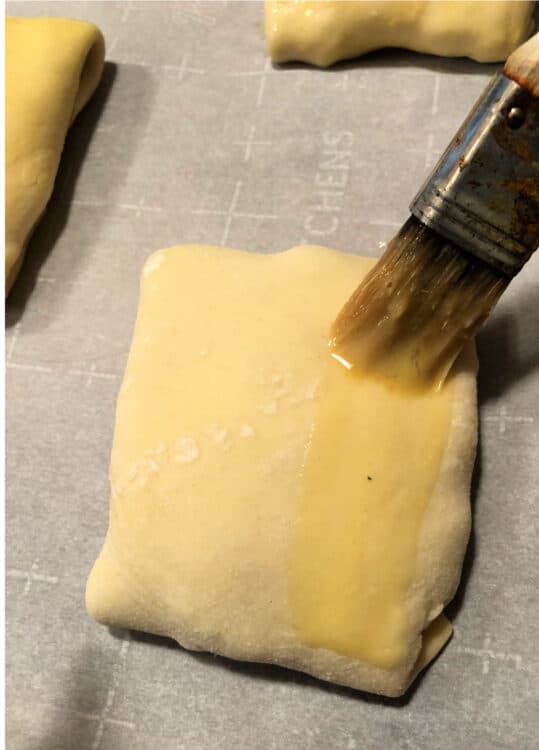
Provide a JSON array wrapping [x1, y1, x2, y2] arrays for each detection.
[[5, 2, 539, 749]]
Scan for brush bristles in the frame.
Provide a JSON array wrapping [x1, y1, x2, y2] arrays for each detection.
[[504, 31, 539, 98], [331, 216, 508, 389]]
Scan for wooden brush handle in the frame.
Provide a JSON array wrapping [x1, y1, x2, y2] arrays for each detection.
[[504, 31, 539, 97]]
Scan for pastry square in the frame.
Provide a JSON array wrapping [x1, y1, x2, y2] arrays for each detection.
[[87, 244, 477, 696]]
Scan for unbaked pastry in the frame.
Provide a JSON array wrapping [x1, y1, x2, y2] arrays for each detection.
[[87, 244, 477, 697], [5, 17, 105, 294], [265, 0, 535, 67]]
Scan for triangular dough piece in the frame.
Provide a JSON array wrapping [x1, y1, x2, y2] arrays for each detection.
[[5, 17, 105, 294], [87, 244, 477, 697]]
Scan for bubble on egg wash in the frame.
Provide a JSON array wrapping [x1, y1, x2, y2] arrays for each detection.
[[174, 437, 200, 463], [240, 423, 256, 438], [143, 253, 165, 277], [258, 400, 278, 415], [207, 423, 229, 444]]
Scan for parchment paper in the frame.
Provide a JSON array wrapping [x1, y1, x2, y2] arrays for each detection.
[[6, 3, 538, 748]]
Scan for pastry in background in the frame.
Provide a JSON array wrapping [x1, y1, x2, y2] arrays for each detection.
[[5, 17, 105, 295], [265, 0, 535, 67]]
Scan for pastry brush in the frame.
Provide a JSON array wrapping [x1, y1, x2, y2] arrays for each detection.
[[331, 32, 539, 389]]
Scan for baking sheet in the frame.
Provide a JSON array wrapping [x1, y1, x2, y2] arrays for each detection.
[[5, 2, 539, 748]]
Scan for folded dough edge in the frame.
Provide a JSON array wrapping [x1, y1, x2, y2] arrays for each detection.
[[5, 17, 105, 294]]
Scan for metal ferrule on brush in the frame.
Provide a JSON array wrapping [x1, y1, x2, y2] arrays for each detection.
[[410, 73, 539, 278]]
